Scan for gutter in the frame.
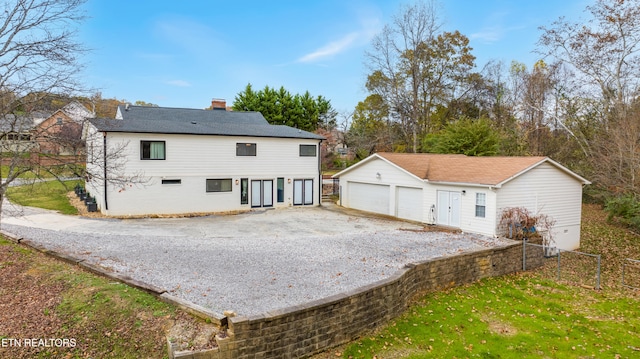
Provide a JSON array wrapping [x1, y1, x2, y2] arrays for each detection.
[[424, 179, 497, 189]]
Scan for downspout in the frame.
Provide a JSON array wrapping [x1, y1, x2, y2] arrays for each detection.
[[103, 132, 108, 210], [318, 139, 323, 206]]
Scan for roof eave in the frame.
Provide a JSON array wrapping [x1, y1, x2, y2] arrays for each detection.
[[332, 153, 425, 181], [495, 157, 591, 187], [426, 180, 497, 188], [332, 153, 382, 178], [87, 127, 324, 140]]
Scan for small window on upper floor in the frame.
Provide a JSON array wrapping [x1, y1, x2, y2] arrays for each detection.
[[141, 141, 166, 160], [236, 143, 256, 156], [299, 144, 317, 157], [56, 117, 63, 125]]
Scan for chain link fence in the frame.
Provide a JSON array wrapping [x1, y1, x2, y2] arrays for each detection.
[[523, 241, 601, 290]]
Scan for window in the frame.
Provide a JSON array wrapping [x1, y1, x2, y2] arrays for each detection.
[[240, 178, 248, 204], [141, 141, 165, 160], [56, 117, 63, 125], [236, 143, 256, 156], [206, 178, 232, 192], [162, 179, 181, 185], [299, 144, 317, 157], [6, 133, 31, 141], [475, 193, 486, 218], [277, 178, 284, 203]]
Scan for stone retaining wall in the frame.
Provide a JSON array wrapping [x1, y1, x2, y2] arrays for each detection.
[[214, 241, 525, 359], [3, 229, 532, 359]]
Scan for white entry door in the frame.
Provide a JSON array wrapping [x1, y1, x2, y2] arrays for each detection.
[[437, 190, 461, 227]]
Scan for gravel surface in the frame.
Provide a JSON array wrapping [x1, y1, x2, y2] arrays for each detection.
[[2, 205, 514, 316]]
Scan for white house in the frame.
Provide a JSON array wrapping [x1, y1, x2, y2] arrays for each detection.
[[333, 152, 590, 250], [85, 104, 324, 216]]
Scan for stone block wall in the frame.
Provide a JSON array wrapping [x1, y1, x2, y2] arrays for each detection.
[[216, 241, 525, 359]]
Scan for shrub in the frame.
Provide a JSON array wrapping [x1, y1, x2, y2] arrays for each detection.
[[604, 194, 640, 232], [498, 207, 556, 247]]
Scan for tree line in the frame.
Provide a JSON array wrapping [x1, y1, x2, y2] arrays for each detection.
[[3, 0, 640, 229], [345, 0, 640, 208]]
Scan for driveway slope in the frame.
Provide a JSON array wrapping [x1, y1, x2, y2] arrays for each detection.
[[2, 204, 513, 316]]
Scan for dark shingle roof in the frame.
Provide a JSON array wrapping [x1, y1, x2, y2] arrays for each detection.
[[89, 105, 324, 140]]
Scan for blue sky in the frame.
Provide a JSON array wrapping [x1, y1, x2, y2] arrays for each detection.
[[79, 0, 589, 115]]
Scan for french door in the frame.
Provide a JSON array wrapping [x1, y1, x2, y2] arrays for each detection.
[[437, 190, 461, 227], [251, 180, 273, 207], [293, 179, 313, 205]]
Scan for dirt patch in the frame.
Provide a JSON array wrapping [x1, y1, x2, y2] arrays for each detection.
[[483, 315, 518, 336], [400, 225, 462, 234], [0, 238, 217, 358], [0, 245, 66, 359], [166, 312, 218, 351], [67, 192, 105, 218]]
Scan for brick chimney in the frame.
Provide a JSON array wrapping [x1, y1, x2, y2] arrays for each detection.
[[211, 98, 226, 111]]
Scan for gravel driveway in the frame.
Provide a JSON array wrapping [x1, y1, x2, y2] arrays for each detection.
[[2, 203, 513, 316]]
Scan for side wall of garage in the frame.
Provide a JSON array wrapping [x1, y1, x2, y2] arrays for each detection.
[[338, 158, 426, 222], [496, 162, 584, 250]]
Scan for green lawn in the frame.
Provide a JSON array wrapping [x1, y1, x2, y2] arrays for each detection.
[[323, 205, 640, 359], [340, 274, 639, 358], [0, 162, 83, 179], [6, 179, 82, 214]]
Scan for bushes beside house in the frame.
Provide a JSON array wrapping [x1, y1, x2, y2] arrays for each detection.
[[604, 194, 640, 232]]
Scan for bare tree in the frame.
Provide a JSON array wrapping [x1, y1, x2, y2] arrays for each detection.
[[0, 0, 90, 221], [0, 1, 147, 223], [365, 0, 443, 153], [538, 0, 640, 193], [365, 1, 476, 153], [346, 94, 395, 159]]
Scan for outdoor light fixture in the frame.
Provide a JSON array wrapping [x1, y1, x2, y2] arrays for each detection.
[[235, 179, 239, 185], [376, 172, 381, 179], [462, 190, 466, 195], [288, 178, 291, 183]]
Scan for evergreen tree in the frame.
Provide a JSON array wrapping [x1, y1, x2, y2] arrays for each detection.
[[232, 83, 336, 132]]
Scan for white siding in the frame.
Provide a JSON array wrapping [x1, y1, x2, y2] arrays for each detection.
[[496, 162, 584, 250], [338, 157, 426, 220], [421, 183, 496, 235], [337, 156, 584, 250], [91, 132, 321, 216]]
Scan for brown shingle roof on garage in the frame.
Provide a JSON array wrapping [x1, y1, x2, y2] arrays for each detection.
[[377, 152, 547, 186]]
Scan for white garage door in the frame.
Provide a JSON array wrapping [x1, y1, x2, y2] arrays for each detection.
[[396, 186, 423, 222], [348, 182, 390, 215]]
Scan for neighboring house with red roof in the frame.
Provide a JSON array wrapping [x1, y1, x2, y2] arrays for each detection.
[[332, 152, 590, 250], [33, 101, 94, 155]]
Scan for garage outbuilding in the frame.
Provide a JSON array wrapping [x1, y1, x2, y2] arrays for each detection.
[[333, 153, 590, 250]]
